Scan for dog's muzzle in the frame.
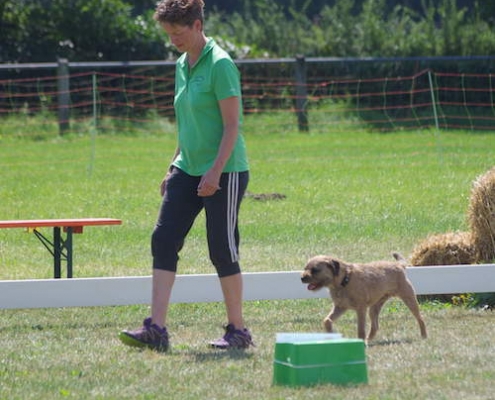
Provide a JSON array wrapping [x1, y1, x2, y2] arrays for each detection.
[[301, 274, 321, 291]]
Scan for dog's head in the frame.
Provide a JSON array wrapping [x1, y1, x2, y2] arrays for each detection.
[[301, 255, 343, 291]]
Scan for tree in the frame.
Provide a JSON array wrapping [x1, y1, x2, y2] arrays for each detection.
[[0, 0, 170, 62], [0, 0, 32, 62]]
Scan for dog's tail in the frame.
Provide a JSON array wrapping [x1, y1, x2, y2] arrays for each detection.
[[392, 252, 408, 266]]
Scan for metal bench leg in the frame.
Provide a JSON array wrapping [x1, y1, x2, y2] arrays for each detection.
[[33, 227, 74, 278], [53, 227, 62, 279], [65, 227, 73, 278]]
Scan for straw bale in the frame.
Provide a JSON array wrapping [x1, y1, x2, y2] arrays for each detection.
[[467, 166, 495, 262], [410, 231, 476, 302], [410, 231, 476, 266]]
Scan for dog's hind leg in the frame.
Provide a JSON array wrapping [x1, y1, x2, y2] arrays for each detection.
[[399, 283, 428, 339], [323, 305, 346, 333], [367, 295, 390, 341]]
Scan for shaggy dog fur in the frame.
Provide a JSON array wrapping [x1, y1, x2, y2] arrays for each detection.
[[301, 253, 427, 342]]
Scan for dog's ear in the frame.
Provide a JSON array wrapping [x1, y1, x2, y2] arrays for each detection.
[[327, 259, 340, 276]]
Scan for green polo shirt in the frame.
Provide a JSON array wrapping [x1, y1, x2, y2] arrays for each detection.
[[172, 38, 249, 176]]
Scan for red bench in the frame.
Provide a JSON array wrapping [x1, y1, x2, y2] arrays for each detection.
[[0, 218, 122, 278]]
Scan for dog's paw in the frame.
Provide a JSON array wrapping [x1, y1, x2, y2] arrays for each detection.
[[323, 319, 333, 333]]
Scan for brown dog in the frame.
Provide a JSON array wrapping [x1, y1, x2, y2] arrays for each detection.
[[301, 253, 427, 342]]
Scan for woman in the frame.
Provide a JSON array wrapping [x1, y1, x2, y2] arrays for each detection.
[[119, 0, 252, 351]]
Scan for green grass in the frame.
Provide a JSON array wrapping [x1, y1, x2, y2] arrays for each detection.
[[1, 115, 494, 398], [1, 301, 494, 399], [0, 122, 493, 278]]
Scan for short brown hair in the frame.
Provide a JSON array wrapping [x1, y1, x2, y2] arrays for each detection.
[[153, 0, 205, 27]]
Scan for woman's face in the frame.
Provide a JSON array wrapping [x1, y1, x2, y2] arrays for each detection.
[[162, 20, 200, 53]]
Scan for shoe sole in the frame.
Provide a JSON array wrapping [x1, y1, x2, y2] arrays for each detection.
[[209, 343, 229, 349], [118, 332, 169, 352]]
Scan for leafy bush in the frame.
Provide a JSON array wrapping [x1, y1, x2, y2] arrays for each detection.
[[472, 293, 495, 309], [206, 0, 495, 58], [1, 0, 495, 62], [0, 0, 171, 62]]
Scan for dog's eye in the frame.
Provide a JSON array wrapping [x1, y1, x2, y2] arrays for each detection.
[[311, 267, 319, 274]]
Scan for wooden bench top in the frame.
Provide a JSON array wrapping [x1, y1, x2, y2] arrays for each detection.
[[0, 218, 122, 229]]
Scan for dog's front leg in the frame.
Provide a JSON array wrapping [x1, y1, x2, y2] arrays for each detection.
[[324, 305, 346, 333], [356, 307, 367, 340]]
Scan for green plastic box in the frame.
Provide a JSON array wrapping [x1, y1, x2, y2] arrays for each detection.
[[273, 334, 368, 387]]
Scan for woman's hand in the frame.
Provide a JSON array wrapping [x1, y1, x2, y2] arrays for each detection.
[[197, 168, 221, 197]]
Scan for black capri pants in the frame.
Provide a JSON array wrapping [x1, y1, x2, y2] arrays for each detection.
[[151, 167, 249, 278]]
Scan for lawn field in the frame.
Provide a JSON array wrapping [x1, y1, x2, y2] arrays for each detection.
[[1, 301, 494, 399], [1, 123, 494, 399], [1, 128, 493, 279]]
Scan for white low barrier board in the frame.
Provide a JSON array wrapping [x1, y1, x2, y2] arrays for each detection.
[[0, 264, 494, 310]]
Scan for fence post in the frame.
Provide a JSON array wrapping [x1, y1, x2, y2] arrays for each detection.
[[427, 69, 440, 130], [294, 55, 309, 132], [57, 58, 70, 135]]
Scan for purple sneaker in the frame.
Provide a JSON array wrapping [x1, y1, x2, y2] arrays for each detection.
[[119, 317, 169, 352], [209, 324, 254, 349]]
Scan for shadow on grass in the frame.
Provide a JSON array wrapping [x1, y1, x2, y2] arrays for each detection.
[[192, 349, 254, 362], [113, 345, 254, 360], [368, 338, 413, 347]]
